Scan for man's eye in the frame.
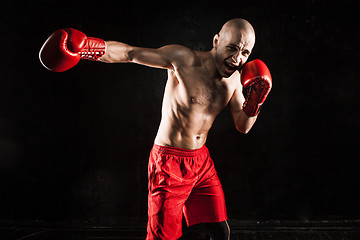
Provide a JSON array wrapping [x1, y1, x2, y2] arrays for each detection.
[[227, 46, 237, 51]]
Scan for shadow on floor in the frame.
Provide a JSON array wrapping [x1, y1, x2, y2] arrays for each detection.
[[1, 219, 359, 239]]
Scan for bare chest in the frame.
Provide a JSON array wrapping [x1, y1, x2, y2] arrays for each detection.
[[173, 67, 235, 113]]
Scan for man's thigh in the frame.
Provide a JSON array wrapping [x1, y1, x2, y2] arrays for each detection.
[[183, 172, 228, 226]]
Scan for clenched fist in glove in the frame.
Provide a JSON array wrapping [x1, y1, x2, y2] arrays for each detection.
[[241, 59, 272, 116], [39, 28, 106, 72]]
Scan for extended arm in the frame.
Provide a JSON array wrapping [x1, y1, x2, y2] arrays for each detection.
[[99, 41, 182, 70], [39, 28, 190, 72]]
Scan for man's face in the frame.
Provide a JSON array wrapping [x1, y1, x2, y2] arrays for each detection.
[[213, 27, 255, 78]]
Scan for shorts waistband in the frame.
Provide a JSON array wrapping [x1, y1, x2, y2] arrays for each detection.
[[152, 144, 208, 157]]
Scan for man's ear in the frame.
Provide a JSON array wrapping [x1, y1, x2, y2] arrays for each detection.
[[213, 34, 219, 48]]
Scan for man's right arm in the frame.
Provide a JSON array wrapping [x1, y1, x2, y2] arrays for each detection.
[[39, 28, 192, 72], [100, 41, 191, 71]]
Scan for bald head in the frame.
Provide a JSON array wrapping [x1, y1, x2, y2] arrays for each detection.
[[214, 18, 256, 51], [219, 18, 255, 40]]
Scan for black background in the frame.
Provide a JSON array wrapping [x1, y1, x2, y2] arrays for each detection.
[[0, 0, 359, 227]]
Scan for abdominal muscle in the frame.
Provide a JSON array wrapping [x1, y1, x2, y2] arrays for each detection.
[[154, 106, 215, 150], [154, 73, 226, 150]]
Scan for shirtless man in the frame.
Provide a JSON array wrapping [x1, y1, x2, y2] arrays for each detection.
[[39, 18, 272, 240]]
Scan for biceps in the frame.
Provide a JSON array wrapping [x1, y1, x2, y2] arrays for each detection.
[[128, 46, 173, 70]]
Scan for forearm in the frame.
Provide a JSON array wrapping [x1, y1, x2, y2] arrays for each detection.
[[99, 41, 134, 63], [234, 110, 257, 134]]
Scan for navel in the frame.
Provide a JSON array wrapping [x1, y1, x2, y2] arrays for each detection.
[[190, 96, 198, 104]]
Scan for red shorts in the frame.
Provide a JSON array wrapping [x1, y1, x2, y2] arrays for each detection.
[[146, 144, 227, 240]]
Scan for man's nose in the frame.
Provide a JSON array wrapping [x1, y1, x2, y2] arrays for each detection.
[[232, 52, 242, 64]]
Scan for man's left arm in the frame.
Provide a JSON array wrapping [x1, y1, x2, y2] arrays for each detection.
[[229, 81, 258, 134], [229, 59, 272, 134]]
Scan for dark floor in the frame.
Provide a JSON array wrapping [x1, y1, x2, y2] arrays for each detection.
[[1, 220, 359, 240]]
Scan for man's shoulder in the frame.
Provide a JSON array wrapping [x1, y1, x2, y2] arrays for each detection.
[[163, 44, 200, 66]]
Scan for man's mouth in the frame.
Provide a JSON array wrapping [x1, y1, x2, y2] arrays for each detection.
[[224, 62, 239, 73]]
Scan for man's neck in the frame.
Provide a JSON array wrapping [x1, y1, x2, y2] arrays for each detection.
[[204, 49, 222, 80]]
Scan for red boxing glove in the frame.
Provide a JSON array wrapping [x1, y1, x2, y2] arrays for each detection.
[[39, 28, 106, 72], [241, 59, 272, 116]]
